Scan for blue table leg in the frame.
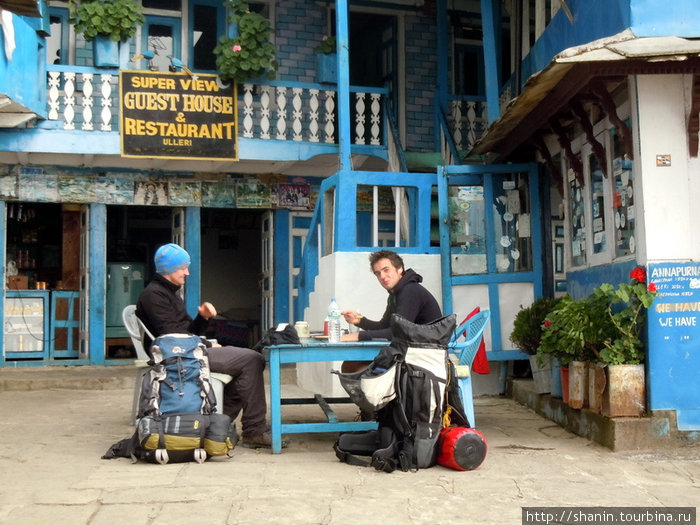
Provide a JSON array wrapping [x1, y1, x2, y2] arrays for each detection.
[[269, 350, 282, 454]]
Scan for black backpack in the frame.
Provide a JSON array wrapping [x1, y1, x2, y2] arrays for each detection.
[[333, 314, 468, 473]]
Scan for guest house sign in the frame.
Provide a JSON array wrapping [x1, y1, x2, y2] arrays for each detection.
[[119, 71, 238, 161]]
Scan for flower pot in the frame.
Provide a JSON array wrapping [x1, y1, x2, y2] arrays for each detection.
[[560, 366, 570, 404], [93, 35, 119, 68], [602, 364, 645, 417], [529, 354, 552, 394], [568, 361, 588, 409], [587, 362, 606, 414], [550, 358, 562, 398], [316, 53, 337, 84]]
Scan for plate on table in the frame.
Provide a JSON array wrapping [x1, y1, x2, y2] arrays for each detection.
[[311, 335, 329, 340]]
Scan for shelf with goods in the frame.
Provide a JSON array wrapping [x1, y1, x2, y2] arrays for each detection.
[[3, 291, 50, 360]]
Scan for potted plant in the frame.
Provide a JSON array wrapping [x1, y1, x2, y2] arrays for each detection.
[[510, 297, 558, 394], [69, 0, 145, 67], [593, 267, 658, 417], [315, 35, 337, 84], [213, 0, 277, 84], [539, 293, 617, 408]]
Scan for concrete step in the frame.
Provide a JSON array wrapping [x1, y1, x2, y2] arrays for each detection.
[[510, 378, 695, 451]]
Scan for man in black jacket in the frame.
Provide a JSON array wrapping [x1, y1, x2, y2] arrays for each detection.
[[136, 243, 280, 449], [340, 249, 442, 372]]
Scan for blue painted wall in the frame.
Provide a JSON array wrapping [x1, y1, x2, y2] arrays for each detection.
[[0, 12, 46, 117], [631, 0, 700, 37], [566, 260, 638, 300], [521, 0, 630, 86]]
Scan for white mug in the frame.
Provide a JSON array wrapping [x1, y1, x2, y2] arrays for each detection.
[[294, 321, 310, 338]]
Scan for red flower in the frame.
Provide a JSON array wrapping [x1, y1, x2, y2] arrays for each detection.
[[543, 320, 552, 328], [630, 267, 646, 283], [648, 283, 657, 293]]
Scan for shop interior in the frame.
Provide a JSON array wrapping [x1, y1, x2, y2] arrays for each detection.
[[105, 206, 263, 358], [3, 203, 262, 361]]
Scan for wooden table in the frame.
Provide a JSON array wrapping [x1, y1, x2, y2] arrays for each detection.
[[264, 339, 389, 453]]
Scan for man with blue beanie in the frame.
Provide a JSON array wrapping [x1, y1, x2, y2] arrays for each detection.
[[136, 243, 280, 449]]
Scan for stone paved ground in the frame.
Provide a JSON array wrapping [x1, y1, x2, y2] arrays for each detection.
[[0, 368, 697, 525]]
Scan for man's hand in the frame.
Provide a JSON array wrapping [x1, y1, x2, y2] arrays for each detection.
[[341, 332, 359, 342], [199, 302, 217, 320], [342, 310, 363, 325]]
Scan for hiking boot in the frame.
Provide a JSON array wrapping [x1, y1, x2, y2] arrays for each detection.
[[241, 430, 289, 449]]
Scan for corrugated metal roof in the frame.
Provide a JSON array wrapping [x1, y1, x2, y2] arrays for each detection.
[[470, 30, 700, 158]]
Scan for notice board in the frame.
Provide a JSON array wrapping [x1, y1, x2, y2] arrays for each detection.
[[647, 261, 700, 429], [119, 71, 237, 161]]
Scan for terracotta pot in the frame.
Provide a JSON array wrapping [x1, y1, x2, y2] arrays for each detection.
[[560, 366, 570, 404], [587, 362, 606, 414], [568, 360, 588, 409], [602, 364, 645, 417]]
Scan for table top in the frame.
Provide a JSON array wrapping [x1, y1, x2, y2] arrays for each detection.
[[264, 338, 390, 364], [266, 338, 390, 350]]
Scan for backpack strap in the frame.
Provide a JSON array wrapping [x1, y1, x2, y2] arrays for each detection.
[[333, 441, 373, 467]]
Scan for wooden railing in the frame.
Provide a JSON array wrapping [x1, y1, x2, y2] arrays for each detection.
[[43, 65, 389, 147]]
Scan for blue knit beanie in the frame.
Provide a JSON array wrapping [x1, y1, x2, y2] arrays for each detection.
[[154, 243, 191, 275]]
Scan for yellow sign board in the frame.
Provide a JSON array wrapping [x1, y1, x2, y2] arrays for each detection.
[[119, 70, 238, 161]]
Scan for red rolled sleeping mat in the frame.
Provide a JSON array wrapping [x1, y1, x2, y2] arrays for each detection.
[[437, 426, 488, 471]]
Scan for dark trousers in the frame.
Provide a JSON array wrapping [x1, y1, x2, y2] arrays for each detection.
[[207, 346, 267, 437]]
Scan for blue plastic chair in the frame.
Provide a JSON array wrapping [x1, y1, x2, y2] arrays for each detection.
[[448, 310, 491, 428]]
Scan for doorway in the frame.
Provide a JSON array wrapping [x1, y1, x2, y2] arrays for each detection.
[[104, 206, 263, 356]]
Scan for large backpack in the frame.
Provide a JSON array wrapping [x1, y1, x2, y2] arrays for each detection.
[[334, 314, 469, 473], [102, 334, 234, 464], [139, 333, 217, 418]]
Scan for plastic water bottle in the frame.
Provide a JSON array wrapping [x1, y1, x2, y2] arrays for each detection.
[[327, 298, 342, 343]]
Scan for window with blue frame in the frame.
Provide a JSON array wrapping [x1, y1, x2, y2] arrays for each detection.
[[191, 0, 223, 71], [47, 7, 69, 65]]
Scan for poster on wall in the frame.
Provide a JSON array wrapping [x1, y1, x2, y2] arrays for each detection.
[[119, 71, 238, 161], [647, 262, 700, 429], [236, 179, 271, 208]]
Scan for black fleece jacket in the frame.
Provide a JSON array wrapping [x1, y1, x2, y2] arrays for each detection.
[[357, 268, 442, 341], [135, 273, 209, 348]]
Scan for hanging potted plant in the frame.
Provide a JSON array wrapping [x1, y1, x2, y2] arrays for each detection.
[[213, 0, 278, 84], [510, 297, 559, 394], [594, 267, 658, 417], [69, 0, 145, 68], [315, 35, 337, 84]]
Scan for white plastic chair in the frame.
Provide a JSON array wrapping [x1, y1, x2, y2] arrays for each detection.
[[121, 305, 232, 424], [447, 310, 491, 428]]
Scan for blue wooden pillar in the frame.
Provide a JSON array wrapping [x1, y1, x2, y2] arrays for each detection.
[[481, 0, 501, 124], [89, 203, 107, 365], [336, 0, 351, 172], [184, 207, 201, 316], [334, 171, 357, 251], [435, 0, 448, 151], [274, 210, 290, 325]]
